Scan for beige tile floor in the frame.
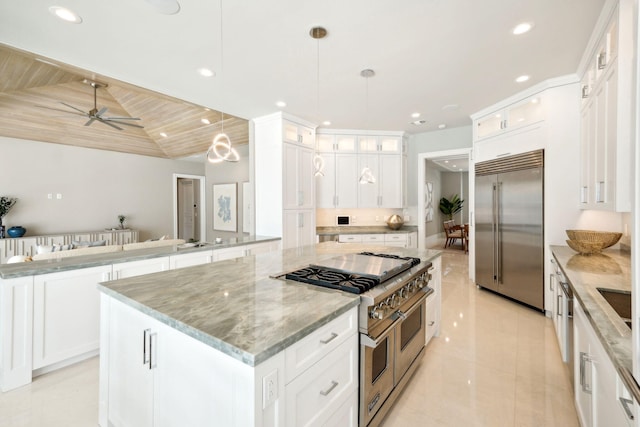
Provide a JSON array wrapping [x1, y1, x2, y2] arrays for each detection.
[[381, 247, 579, 427], [0, 247, 578, 427]]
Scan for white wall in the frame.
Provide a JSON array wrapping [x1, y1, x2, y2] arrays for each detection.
[[205, 144, 250, 241], [406, 126, 473, 207], [0, 137, 203, 241]]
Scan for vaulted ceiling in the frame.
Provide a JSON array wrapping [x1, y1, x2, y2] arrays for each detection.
[[0, 44, 248, 159]]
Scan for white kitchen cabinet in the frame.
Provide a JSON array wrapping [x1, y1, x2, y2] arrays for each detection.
[[112, 257, 170, 280], [283, 120, 315, 147], [425, 256, 442, 345], [425, 293, 438, 346], [474, 95, 544, 141], [285, 333, 358, 427], [384, 233, 407, 247], [32, 265, 111, 370], [358, 153, 402, 208], [578, 3, 632, 212], [315, 153, 359, 209], [0, 276, 34, 392], [361, 234, 385, 244], [574, 300, 632, 427], [283, 210, 315, 249], [100, 298, 358, 427], [254, 112, 316, 249], [338, 234, 363, 243], [406, 232, 418, 249], [316, 134, 357, 153], [245, 240, 282, 256], [169, 250, 213, 269], [213, 245, 248, 261], [283, 143, 314, 210]]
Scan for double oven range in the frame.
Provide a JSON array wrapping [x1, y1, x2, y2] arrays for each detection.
[[282, 252, 434, 427]]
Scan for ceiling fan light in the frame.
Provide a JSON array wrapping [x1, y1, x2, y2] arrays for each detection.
[[208, 133, 239, 163]]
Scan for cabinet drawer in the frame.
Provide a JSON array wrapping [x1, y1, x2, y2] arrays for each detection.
[[384, 234, 407, 242], [361, 234, 384, 243], [338, 234, 362, 243], [285, 307, 357, 383], [286, 333, 358, 427]]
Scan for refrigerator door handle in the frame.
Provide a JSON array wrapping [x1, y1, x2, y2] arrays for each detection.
[[492, 183, 498, 284]]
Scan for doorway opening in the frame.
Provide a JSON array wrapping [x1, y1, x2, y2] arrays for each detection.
[[173, 174, 206, 243], [417, 149, 474, 281]]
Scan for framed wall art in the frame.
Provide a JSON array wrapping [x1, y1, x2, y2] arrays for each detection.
[[213, 183, 237, 232]]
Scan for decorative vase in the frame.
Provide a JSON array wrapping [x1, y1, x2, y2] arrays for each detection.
[[7, 226, 26, 238], [386, 214, 405, 230]]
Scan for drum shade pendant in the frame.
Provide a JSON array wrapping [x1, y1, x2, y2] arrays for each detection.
[[360, 69, 375, 184], [311, 26, 327, 177], [208, 0, 238, 163]]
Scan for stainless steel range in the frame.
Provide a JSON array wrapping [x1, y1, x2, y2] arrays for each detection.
[[282, 252, 434, 427]]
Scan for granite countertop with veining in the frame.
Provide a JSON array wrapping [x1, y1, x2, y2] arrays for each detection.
[[0, 235, 280, 279], [550, 246, 636, 398], [98, 242, 442, 367], [316, 225, 419, 235]]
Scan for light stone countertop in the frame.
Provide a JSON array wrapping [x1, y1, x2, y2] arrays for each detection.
[[0, 235, 280, 279], [98, 242, 442, 367], [316, 225, 419, 236], [550, 246, 635, 398]]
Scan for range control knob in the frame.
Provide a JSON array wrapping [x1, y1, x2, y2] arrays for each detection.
[[370, 305, 384, 320], [398, 287, 407, 300]]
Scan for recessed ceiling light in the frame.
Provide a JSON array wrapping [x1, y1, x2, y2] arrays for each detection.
[[516, 75, 530, 83], [201, 118, 210, 125], [444, 160, 449, 164], [276, 101, 287, 108], [531, 98, 539, 104], [411, 120, 426, 126], [197, 68, 215, 77], [160, 132, 168, 138], [49, 6, 82, 23], [438, 124, 446, 129], [322, 121, 332, 126], [411, 112, 421, 118], [513, 22, 533, 35]]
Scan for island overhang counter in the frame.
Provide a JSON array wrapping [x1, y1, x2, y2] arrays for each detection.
[[97, 242, 442, 427]]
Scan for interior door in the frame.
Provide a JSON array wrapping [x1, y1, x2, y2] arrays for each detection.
[[474, 174, 496, 291], [178, 179, 195, 241], [496, 167, 543, 310]]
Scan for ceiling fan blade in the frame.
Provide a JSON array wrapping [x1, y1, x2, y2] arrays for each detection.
[[104, 119, 144, 129], [103, 116, 141, 121], [96, 107, 108, 117], [97, 118, 123, 131], [84, 118, 96, 126], [60, 102, 89, 115]]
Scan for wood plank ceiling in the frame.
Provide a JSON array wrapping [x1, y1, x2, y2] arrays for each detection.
[[0, 44, 248, 159]]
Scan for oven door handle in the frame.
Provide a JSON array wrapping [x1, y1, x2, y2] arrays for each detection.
[[361, 289, 431, 348]]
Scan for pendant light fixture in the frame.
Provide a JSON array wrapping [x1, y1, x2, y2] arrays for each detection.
[[359, 69, 376, 184], [207, 0, 239, 163], [310, 26, 327, 177]]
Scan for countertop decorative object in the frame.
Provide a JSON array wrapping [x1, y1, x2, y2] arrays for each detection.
[[0, 196, 18, 239], [6, 226, 26, 238], [551, 245, 634, 399], [565, 229, 623, 254], [386, 214, 404, 230], [98, 242, 442, 366]]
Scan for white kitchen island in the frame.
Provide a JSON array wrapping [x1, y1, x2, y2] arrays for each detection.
[[97, 242, 442, 427]]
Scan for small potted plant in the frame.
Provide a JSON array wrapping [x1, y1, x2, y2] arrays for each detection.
[[439, 194, 464, 220], [0, 197, 18, 239], [118, 215, 126, 230]]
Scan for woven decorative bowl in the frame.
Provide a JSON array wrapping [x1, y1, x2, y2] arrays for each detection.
[[566, 239, 606, 255], [565, 230, 622, 249]]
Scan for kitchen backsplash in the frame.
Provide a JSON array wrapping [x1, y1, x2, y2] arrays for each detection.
[[316, 208, 405, 227]]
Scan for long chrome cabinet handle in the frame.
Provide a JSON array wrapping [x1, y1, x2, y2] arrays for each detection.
[[149, 332, 158, 369], [580, 352, 592, 394], [557, 295, 562, 317], [143, 329, 151, 365], [320, 380, 339, 396]]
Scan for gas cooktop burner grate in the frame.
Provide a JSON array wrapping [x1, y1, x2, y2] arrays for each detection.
[[359, 252, 421, 267], [285, 267, 379, 294]]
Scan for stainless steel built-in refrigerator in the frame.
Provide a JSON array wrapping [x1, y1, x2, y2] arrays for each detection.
[[475, 150, 544, 311]]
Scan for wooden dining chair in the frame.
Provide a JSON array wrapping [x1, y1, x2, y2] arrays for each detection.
[[443, 220, 463, 248]]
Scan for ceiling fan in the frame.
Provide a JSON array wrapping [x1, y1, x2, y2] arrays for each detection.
[[55, 80, 144, 131]]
